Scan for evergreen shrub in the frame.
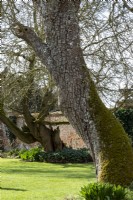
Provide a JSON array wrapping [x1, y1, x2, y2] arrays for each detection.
[[19, 147, 93, 163], [19, 147, 43, 162]]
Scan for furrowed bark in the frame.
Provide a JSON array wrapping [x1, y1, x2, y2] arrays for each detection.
[[11, 0, 133, 186]]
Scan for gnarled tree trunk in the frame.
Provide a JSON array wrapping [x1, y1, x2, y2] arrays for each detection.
[[11, 0, 133, 186], [0, 57, 64, 153]]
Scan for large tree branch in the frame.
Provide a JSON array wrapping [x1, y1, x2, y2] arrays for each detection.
[[1, 69, 36, 143], [0, 112, 36, 143], [11, 22, 56, 76], [21, 54, 36, 134]]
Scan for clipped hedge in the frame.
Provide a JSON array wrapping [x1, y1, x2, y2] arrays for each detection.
[[19, 147, 93, 163]]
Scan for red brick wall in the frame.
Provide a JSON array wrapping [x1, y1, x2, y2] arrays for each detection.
[[58, 124, 86, 149]]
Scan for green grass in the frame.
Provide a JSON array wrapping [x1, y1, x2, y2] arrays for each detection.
[[0, 158, 96, 200]]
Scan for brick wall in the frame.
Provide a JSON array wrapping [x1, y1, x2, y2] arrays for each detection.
[[57, 124, 86, 149], [45, 112, 87, 149]]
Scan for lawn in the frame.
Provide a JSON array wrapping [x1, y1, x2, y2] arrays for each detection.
[[0, 158, 96, 200]]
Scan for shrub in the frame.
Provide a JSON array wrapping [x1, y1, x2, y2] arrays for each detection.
[[44, 148, 93, 163], [20, 147, 93, 163], [20, 147, 44, 162], [80, 182, 128, 200]]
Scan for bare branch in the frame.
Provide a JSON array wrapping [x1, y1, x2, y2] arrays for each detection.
[[122, 0, 133, 13]]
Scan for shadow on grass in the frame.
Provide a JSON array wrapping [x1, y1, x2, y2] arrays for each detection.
[[0, 187, 27, 191], [1, 168, 95, 179], [1, 159, 96, 179], [61, 163, 95, 168]]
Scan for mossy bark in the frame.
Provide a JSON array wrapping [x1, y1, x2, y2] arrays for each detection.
[[88, 79, 133, 186]]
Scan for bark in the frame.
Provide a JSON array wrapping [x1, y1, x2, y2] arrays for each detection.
[[38, 124, 63, 152], [11, 0, 133, 186], [51, 126, 64, 151]]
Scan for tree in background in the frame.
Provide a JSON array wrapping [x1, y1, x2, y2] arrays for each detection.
[[115, 108, 133, 145], [79, 0, 133, 108], [114, 87, 133, 146], [1, 1, 133, 108], [1, 0, 133, 186], [0, 57, 64, 152], [0, 1, 63, 152]]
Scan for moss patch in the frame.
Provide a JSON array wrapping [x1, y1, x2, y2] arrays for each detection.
[[87, 77, 133, 186]]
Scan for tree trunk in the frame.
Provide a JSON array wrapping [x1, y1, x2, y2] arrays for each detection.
[[34, 123, 64, 152], [12, 0, 133, 186]]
